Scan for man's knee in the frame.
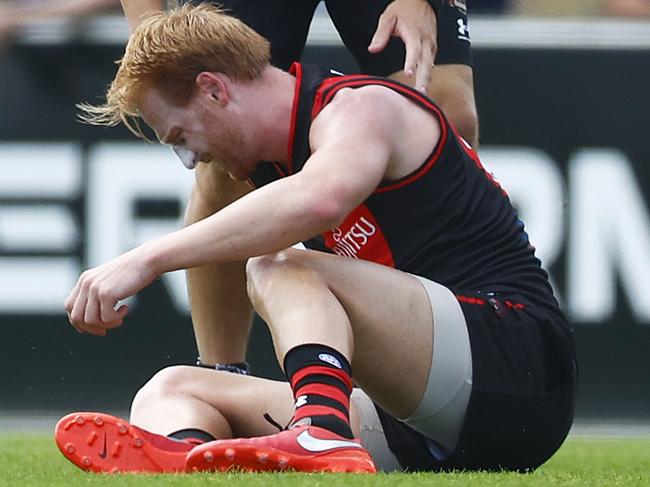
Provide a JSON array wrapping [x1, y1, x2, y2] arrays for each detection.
[[245, 251, 293, 302], [245, 250, 321, 308], [131, 365, 195, 414]]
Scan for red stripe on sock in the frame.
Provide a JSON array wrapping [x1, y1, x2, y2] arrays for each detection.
[[290, 365, 352, 392], [295, 383, 350, 409], [293, 405, 349, 424]]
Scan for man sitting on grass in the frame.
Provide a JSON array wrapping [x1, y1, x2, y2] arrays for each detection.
[[56, 3, 577, 474]]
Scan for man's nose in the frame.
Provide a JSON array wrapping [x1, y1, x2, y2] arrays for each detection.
[[172, 146, 199, 170]]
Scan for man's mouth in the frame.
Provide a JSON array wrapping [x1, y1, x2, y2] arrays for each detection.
[[198, 153, 213, 164]]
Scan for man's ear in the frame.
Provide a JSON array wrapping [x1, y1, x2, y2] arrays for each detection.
[[195, 72, 229, 106]]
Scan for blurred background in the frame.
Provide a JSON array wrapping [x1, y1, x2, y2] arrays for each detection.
[[0, 0, 648, 432]]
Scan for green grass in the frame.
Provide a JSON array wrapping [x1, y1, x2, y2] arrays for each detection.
[[1, 435, 649, 486]]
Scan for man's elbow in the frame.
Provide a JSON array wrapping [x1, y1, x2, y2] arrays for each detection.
[[302, 196, 349, 232]]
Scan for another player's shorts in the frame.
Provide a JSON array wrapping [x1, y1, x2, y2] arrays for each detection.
[[183, 0, 472, 73], [374, 280, 578, 472]]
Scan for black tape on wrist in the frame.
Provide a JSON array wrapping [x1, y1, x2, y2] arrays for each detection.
[[195, 357, 250, 375]]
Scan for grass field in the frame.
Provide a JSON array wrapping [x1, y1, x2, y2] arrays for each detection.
[[1, 435, 649, 486]]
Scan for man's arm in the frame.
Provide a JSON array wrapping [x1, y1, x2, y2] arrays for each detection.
[[148, 91, 396, 271], [120, 0, 162, 30], [65, 89, 399, 332]]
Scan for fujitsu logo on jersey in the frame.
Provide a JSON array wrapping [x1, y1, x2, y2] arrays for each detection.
[[323, 205, 395, 267], [329, 217, 376, 258]]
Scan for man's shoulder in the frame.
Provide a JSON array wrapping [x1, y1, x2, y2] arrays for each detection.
[[311, 85, 400, 135], [325, 83, 399, 110]]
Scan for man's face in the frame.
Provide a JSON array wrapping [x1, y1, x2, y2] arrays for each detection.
[[138, 84, 255, 180]]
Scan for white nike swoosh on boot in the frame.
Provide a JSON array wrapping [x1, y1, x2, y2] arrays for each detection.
[[295, 430, 363, 452]]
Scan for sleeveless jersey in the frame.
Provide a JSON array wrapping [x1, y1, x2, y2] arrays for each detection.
[[250, 63, 562, 315]]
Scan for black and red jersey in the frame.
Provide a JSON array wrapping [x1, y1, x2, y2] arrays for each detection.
[[250, 63, 562, 315]]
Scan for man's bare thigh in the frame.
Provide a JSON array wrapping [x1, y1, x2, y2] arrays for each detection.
[[278, 249, 435, 419]]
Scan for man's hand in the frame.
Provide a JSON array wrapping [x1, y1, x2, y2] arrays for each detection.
[[368, 0, 438, 93], [64, 247, 158, 336]]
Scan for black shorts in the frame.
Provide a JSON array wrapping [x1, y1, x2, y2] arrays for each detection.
[[375, 291, 578, 472], [184, 0, 471, 73]]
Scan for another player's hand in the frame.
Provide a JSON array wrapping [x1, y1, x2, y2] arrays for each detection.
[[64, 247, 158, 336], [368, 0, 438, 93]]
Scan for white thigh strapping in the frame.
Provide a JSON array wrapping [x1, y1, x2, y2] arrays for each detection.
[[403, 276, 473, 455]]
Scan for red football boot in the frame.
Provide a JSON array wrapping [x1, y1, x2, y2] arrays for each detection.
[[185, 425, 377, 473], [54, 412, 197, 473]]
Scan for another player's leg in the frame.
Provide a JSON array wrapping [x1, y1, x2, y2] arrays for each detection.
[[185, 163, 253, 366], [186, 248, 440, 473]]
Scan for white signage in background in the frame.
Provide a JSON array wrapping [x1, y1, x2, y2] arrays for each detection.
[[0, 143, 81, 313], [0, 141, 194, 314], [87, 143, 195, 312], [480, 148, 566, 303], [483, 148, 650, 324], [0, 142, 649, 325], [0, 143, 82, 198], [568, 149, 650, 323]]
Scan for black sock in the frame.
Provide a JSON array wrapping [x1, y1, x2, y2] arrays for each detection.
[[168, 428, 215, 444], [284, 343, 354, 439]]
